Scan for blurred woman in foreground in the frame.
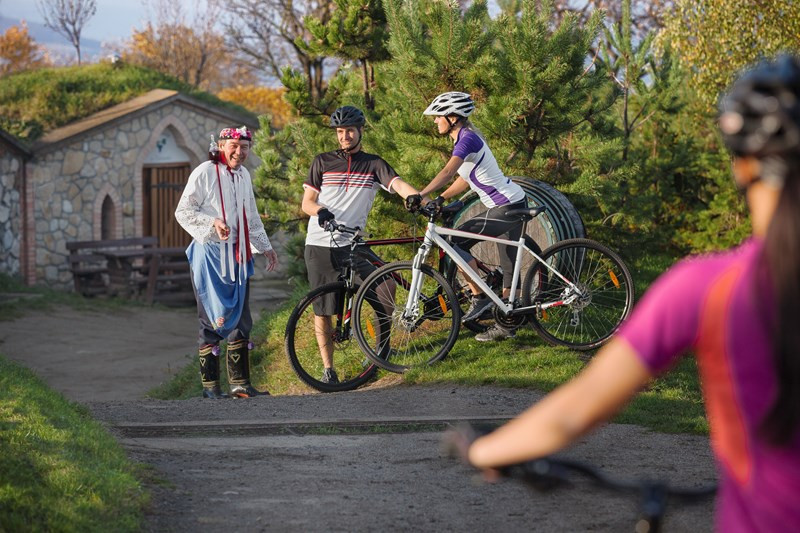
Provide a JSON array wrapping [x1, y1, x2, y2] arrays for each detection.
[[449, 55, 800, 532]]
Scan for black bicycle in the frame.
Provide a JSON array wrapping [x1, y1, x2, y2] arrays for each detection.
[[284, 208, 514, 392], [499, 456, 715, 532]]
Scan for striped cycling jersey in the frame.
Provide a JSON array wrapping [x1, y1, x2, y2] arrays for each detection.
[[453, 128, 525, 208], [303, 149, 400, 247]]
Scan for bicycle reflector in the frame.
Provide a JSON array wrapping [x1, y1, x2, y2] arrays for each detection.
[[366, 319, 376, 340], [609, 270, 620, 289], [438, 294, 448, 314]]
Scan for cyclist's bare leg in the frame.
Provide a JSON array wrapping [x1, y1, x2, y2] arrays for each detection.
[[460, 259, 482, 295], [313, 315, 334, 368]]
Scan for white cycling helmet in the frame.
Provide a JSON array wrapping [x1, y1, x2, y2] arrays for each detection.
[[423, 92, 475, 118]]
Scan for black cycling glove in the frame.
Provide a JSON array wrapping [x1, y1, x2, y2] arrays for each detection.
[[404, 194, 422, 212], [317, 208, 335, 228], [431, 195, 446, 214]]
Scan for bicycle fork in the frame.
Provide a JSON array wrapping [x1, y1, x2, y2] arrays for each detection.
[[401, 235, 436, 326]]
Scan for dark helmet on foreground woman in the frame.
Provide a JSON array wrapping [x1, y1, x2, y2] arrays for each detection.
[[329, 106, 366, 128], [719, 54, 800, 160]]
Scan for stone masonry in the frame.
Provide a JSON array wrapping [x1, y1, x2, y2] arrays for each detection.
[[0, 150, 23, 276]]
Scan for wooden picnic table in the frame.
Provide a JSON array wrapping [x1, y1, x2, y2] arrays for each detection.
[[99, 247, 192, 303]]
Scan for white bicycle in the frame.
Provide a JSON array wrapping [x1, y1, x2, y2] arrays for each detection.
[[351, 201, 635, 373]]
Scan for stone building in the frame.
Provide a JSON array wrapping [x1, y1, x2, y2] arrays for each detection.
[[0, 89, 259, 288], [0, 129, 29, 278]]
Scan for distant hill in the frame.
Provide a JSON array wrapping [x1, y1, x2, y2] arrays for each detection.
[[0, 15, 106, 63]]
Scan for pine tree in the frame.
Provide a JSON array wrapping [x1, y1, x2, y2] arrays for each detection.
[[301, 0, 390, 110]]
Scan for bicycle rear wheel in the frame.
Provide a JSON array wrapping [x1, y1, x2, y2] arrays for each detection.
[[285, 281, 379, 392], [353, 261, 461, 373], [521, 238, 634, 351]]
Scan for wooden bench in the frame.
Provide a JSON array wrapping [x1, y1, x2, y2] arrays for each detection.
[[66, 237, 158, 297], [144, 247, 193, 305]]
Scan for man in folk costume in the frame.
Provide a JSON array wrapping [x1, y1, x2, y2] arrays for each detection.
[[175, 126, 279, 398]]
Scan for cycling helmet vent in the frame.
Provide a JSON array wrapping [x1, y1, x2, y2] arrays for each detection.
[[719, 54, 800, 157], [423, 92, 475, 118], [330, 106, 366, 128]]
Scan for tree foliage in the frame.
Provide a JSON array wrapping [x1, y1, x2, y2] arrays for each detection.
[[302, 0, 390, 109], [253, 0, 785, 264], [222, 0, 335, 107], [117, 0, 251, 92], [662, 0, 800, 109], [0, 23, 51, 77], [216, 85, 295, 128]]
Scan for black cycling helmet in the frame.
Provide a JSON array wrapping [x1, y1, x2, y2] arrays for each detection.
[[329, 106, 366, 128], [719, 54, 800, 158]]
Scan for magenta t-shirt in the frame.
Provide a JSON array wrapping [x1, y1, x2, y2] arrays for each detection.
[[618, 239, 800, 532]]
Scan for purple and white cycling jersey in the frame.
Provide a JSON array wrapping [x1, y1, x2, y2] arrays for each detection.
[[452, 128, 525, 208]]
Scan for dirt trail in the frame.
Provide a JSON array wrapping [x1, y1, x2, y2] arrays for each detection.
[[0, 277, 716, 532]]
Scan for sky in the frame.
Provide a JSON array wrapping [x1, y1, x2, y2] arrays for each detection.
[[0, 0, 165, 43]]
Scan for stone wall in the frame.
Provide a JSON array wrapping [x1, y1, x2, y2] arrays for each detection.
[[30, 102, 260, 288], [0, 150, 23, 277]]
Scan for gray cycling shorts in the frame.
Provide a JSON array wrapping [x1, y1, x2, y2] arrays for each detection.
[[305, 245, 378, 315]]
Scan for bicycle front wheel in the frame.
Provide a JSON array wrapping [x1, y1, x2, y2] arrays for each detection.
[[285, 281, 379, 392], [353, 261, 461, 373], [522, 238, 634, 350]]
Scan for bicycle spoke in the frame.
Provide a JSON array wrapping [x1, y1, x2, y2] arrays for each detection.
[[523, 239, 634, 351], [354, 262, 461, 373], [285, 282, 378, 392]]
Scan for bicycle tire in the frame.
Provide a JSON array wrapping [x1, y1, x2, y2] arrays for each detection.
[[285, 281, 380, 392], [521, 238, 634, 351], [353, 261, 461, 373]]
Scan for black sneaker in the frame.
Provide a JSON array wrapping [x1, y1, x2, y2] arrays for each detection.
[[321, 368, 339, 384], [475, 324, 516, 342], [462, 296, 494, 323]]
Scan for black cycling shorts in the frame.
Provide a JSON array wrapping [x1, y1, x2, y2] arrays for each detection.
[[304, 244, 381, 315]]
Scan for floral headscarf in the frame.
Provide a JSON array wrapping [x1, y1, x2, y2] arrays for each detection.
[[218, 126, 252, 141]]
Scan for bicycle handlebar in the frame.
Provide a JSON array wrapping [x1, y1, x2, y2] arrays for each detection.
[[505, 456, 717, 502], [415, 200, 465, 221], [325, 222, 369, 238]]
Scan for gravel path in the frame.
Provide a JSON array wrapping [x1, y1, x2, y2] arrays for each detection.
[[0, 280, 716, 532]]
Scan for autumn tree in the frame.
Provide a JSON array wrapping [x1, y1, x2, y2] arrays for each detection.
[[216, 85, 295, 128], [221, 0, 335, 108], [0, 22, 51, 76], [119, 0, 253, 91], [37, 0, 96, 64]]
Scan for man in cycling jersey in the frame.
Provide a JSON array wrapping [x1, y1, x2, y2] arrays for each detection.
[[301, 106, 420, 384], [406, 92, 528, 342]]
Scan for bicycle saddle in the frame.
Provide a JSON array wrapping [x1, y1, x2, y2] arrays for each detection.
[[505, 205, 547, 221]]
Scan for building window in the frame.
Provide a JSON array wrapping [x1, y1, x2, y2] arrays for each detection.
[[101, 195, 116, 240]]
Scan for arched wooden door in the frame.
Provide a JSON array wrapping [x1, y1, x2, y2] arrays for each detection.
[[143, 163, 192, 248]]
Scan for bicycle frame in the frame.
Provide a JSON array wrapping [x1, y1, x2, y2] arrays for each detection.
[[407, 220, 582, 318]]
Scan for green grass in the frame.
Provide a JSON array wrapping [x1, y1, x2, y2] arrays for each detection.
[[0, 62, 254, 143], [155, 246, 705, 436], [0, 355, 147, 532]]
